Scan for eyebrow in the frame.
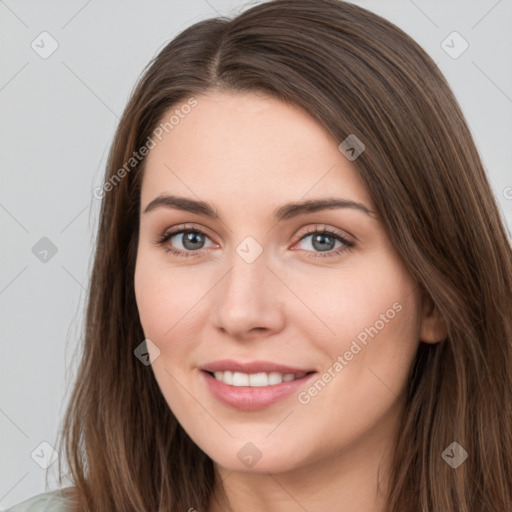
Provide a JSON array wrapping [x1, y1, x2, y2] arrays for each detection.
[[142, 194, 376, 220]]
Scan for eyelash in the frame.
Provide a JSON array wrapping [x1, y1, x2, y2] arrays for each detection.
[[155, 224, 355, 259]]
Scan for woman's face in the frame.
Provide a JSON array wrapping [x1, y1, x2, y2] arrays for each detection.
[[134, 90, 443, 475]]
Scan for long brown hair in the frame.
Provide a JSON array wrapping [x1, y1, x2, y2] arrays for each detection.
[[55, 1, 512, 510]]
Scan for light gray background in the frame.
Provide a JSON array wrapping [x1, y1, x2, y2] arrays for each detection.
[[1, 0, 511, 508]]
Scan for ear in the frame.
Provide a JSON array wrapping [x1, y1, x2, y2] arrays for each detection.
[[419, 292, 448, 344]]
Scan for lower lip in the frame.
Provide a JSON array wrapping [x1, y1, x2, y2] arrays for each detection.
[[201, 370, 316, 411]]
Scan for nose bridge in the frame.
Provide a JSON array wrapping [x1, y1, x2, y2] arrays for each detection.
[[211, 243, 285, 336], [221, 247, 272, 308], [223, 233, 270, 294]]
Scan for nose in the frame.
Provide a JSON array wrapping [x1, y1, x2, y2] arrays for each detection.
[[211, 251, 286, 340]]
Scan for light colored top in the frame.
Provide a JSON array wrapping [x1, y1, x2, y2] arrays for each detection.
[[4, 489, 72, 512]]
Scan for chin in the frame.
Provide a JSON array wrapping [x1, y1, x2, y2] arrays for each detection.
[[202, 441, 310, 475]]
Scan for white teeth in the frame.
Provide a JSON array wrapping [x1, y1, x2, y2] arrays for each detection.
[[249, 372, 268, 387], [232, 372, 249, 386], [268, 372, 284, 385], [211, 371, 307, 387], [223, 370, 233, 385]]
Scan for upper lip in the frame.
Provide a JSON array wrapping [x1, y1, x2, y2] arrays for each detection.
[[200, 359, 316, 374]]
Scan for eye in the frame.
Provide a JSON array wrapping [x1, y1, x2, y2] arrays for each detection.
[[155, 223, 355, 259], [155, 224, 216, 258], [294, 225, 355, 258]]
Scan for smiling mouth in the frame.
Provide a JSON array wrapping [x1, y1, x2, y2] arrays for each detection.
[[203, 370, 315, 387], [201, 369, 318, 411]]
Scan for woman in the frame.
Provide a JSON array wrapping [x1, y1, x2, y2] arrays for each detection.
[[8, 0, 512, 510]]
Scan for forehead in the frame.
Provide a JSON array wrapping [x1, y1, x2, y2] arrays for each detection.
[[140, 91, 374, 212]]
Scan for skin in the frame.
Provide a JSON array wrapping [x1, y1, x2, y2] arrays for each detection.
[[134, 90, 447, 512]]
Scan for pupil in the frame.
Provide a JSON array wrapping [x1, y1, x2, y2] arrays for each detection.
[[313, 234, 334, 252], [183, 231, 204, 250]]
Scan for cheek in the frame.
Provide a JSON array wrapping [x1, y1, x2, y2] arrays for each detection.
[[292, 254, 421, 412], [304, 259, 421, 405], [134, 258, 168, 339], [134, 252, 210, 349], [290, 255, 418, 347]]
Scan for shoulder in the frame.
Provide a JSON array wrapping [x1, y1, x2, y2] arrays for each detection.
[[4, 487, 76, 512]]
